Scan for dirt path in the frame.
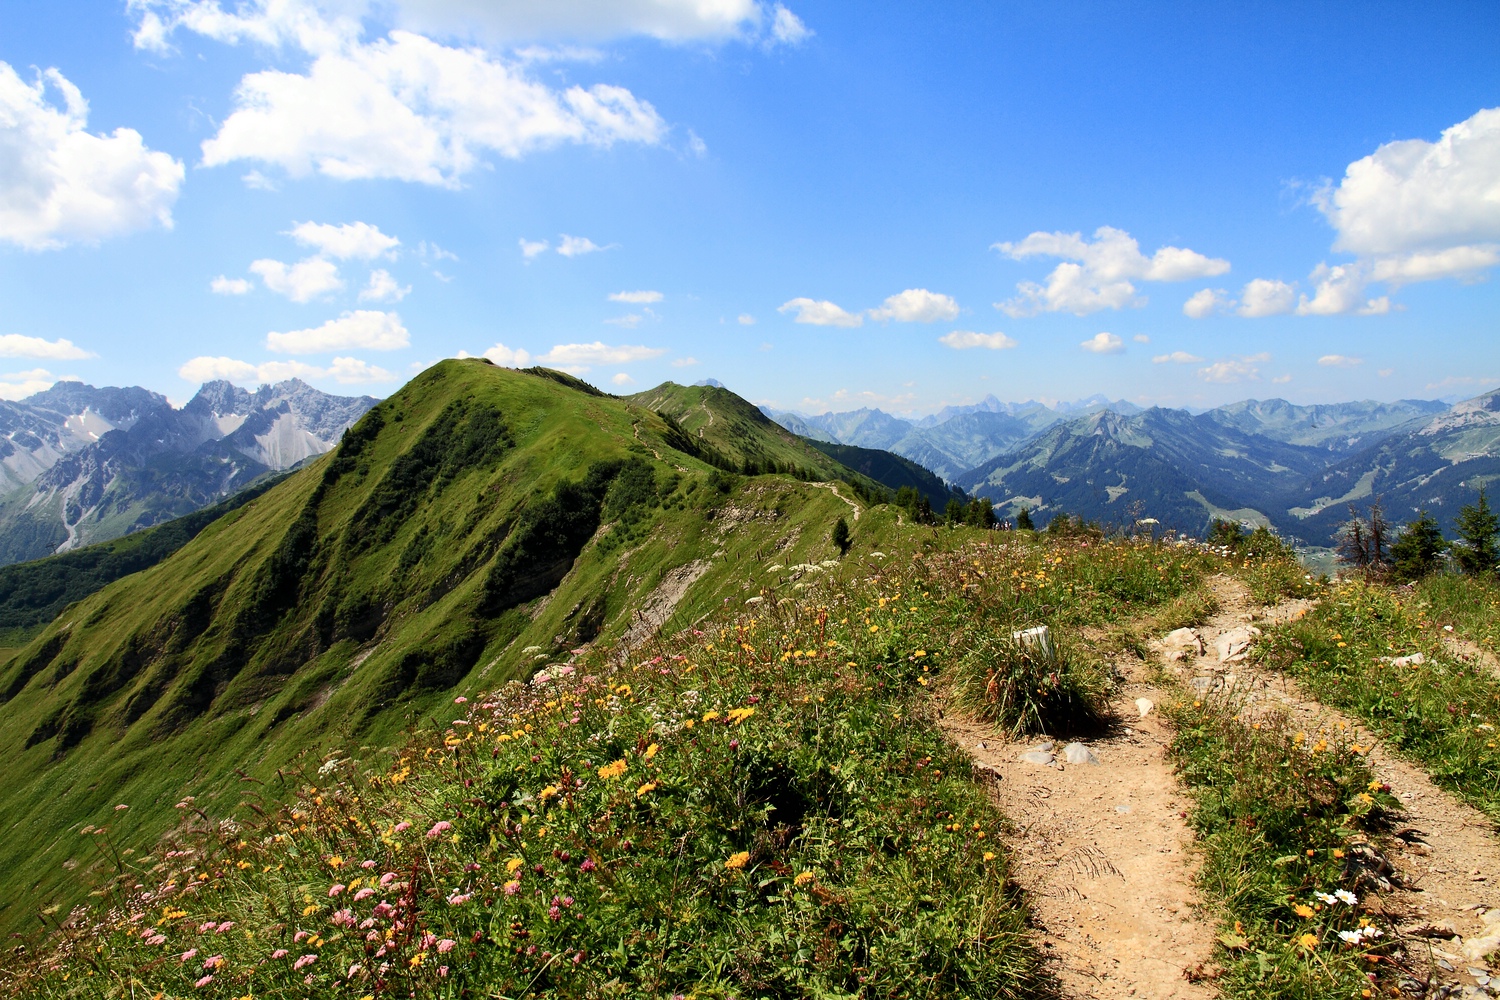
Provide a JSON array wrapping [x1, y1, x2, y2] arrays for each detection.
[[938, 585, 1313, 998], [1441, 633, 1500, 682], [807, 481, 860, 521], [1169, 577, 1500, 995]]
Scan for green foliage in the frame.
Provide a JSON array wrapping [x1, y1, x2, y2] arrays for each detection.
[[1165, 697, 1398, 999], [831, 515, 851, 555], [1015, 507, 1033, 531], [1259, 581, 1500, 821], [1454, 488, 1499, 576], [944, 497, 964, 526], [1390, 510, 1448, 582], [1414, 572, 1500, 653], [894, 485, 937, 525], [949, 630, 1105, 736]]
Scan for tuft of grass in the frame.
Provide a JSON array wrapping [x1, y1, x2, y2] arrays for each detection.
[[1155, 588, 1222, 633], [1165, 693, 1401, 999], [1259, 580, 1500, 822], [949, 630, 1108, 737], [1415, 572, 1500, 654]]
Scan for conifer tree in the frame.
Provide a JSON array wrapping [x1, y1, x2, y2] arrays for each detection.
[[1016, 507, 1034, 531], [1454, 489, 1499, 576], [1390, 510, 1447, 582], [831, 516, 851, 556]]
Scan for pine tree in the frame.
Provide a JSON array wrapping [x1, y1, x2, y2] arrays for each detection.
[[1016, 507, 1034, 531], [1391, 511, 1447, 582], [944, 498, 964, 526], [1454, 489, 1499, 576], [831, 516, 851, 556]]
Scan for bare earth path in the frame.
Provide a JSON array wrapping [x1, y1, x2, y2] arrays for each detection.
[[1170, 576, 1500, 996]]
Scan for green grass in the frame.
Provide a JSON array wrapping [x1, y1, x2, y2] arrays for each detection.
[[1165, 693, 1401, 999], [1258, 580, 1500, 822], [0, 361, 898, 938], [1414, 572, 1500, 653]]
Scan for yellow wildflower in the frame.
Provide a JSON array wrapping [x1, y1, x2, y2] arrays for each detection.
[[506, 858, 524, 874], [1298, 933, 1317, 949], [644, 743, 659, 761], [636, 782, 658, 797], [793, 871, 815, 886], [702, 711, 721, 722], [725, 851, 750, 871], [597, 759, 628, 780]]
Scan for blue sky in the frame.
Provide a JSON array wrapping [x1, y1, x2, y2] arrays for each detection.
[[1, 1, 1497, 415]]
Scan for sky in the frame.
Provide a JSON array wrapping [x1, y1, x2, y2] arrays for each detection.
[[1, 1, 1497, 416]]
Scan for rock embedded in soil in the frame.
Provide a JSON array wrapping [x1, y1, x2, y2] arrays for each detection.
[[1135, 697, 1154, 717], [1020, 750, 1056, 765], [1214, 625, 1261, 663], [1162, 627, 1205, 656], [1062, 742, 1100, 766]]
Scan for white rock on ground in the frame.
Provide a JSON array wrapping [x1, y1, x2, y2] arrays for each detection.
[[1162, 627, 1206, 656], [1063, 742, 1100, 766], [1215, 625, 1261, 663]]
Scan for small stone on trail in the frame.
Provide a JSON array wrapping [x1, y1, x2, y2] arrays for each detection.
[[1215, 625, 1261, 663], [1135, 697, 1154, 718], [1115, 804, 1131, 814], [1063, 742, 1100, 766], [976, 740, 989, 750], [1162, 627, 1205, 656], [1020, 751, 1055, 765]]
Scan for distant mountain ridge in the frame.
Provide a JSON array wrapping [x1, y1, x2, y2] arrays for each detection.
[[765, 392, 1486, 547], [0, 379, 377, 565]]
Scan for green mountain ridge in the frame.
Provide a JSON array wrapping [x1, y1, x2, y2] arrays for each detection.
[[0, 361, 900, 932]]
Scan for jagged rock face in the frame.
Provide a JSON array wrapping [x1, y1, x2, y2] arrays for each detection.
[[0, 379, 377, 565]]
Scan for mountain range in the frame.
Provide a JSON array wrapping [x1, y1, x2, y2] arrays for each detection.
[[768, 393, 1492, 546], [0, 379, 377, 565]]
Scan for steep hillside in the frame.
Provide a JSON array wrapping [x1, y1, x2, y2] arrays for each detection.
[[0, 379, 375, 565], [0, 361, 883, 931], [805, 439, 957, 507], [1286, 387, 1500, 541]]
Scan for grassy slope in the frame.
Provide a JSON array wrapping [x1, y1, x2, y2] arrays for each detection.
[[0, 361, 876, 933]]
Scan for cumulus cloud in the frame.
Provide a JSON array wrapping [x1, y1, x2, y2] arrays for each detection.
[[0, 368, 63, 401], [671, 356, 698, 367], [1371, 245, 1500, 285], [0, 62, 183, 250], [609, 290, 663, 304], [1317, 354, 1363, 368], [737, 313, 755, 325], [1236, 278, 1296, 318], [993, 226, 1229, 317], [183, 25, 665, 187], [288, 220, 399, 259], [179, 353, 394, 384], [519, 237, 549, 258], [557, 234, 607, 257], [1295, 263, 1389, 316], [769, 4, 812, 45], [777, 297, 863, 327], [266, 309, 409, 353], [535, 341, 666, 370], [1152, 351, 1204, 364], [359, 268, 410, 302], [456, 343, 532, 367], [0, 334, 95, 360], [1198, 353, 1270, 383], [250, 255, 344, 301], [938, 330, 1017, 350], [868, 288, 960, 323], [610, 372, 634, 386], [211, 275, 253, 295], [1080, 332, 1124, 354], [1182, 288, 1231, 319]]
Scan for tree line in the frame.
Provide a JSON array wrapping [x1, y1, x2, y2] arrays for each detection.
[[1337, 490, 1499, 581]]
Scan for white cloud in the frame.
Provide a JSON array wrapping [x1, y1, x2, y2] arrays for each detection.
[[178, 353, 393, 385], [938, 330, 1017, 350], [777, 297, 863, 327], [419, 240, 459, 262], [604, 314, 643, 328], [769, 4, 812, 44], [611, 372, 634, 386], [192, 29, 665, 187], [0, 368, 61, 400], [557, 234, 607, 257], [1198, 353, 1270, 383], [671, 356, 698, 367], [609, 290, 663, 304], [868, 288, 960, 323], [1319, 106, 1500, 258], [0, 334, 95, 360], [288, 220, 400, 260], [456, 343, 532, 367], [266, 309, 409, 353], [519, 237, 549, 258], [536, 341, 666, 370], [1295, 263, 1389, 316], [1152, 351, 1204, 364], [1080, 332, 1124, 354], [1317, 354, 1363, 368], [1132, 334, 1150, 343], [1272, 374, 1293, 384], [1182, 287, 1230, 318], [0, 62, 183, 250], [994, 225, 1229, 316], [211, 275, 253, 295], [737, 313, 755, 325], [1378, 368, 1393, 378], [1236, 278, 1296, 318], [250, 255, 344, 302], [1371, 245, 1500, 285], [359, 268, 410, 302]]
